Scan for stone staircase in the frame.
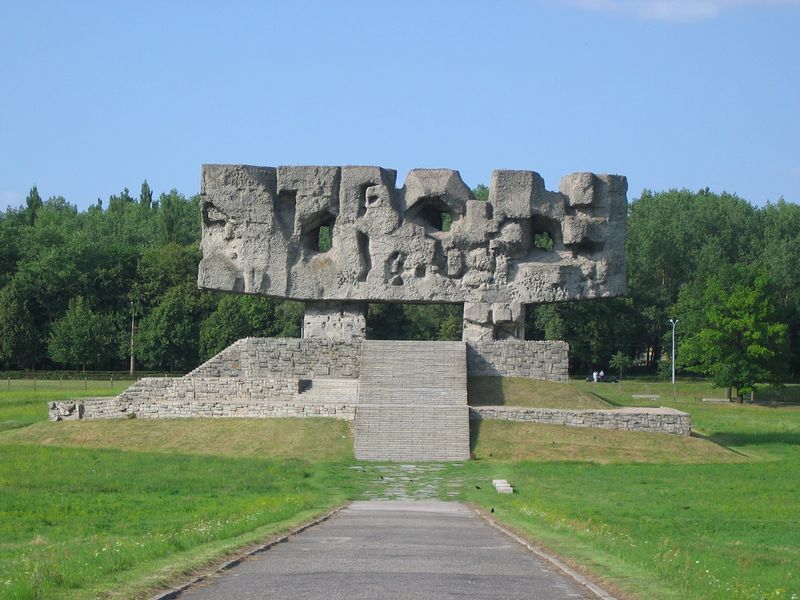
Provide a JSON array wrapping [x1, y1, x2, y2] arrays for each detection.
[[354, 340, 470, 462]]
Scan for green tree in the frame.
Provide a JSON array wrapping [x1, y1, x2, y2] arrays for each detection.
[[200, 295, 277, 359], [273, 300, 303, 337], [136, 284, 214, 371], [680, 270, 789, 400], [48, 296, 111, 370], [527, 298, 640, 374], [0, 284, 39, 369], [626, 188, 758, 368], [609, 351, 633, 381], [25, 186, 43, 226], [159, 190, 200, 245], [472, 184, 489, 202], [108, 187, 136, 213], [130, 243, 201, 310], [139, 180, 153, 210]]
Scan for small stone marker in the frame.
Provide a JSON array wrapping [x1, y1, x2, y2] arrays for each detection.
[[492, 479, 514, 494], [632, 394, 660, 400], [701, 397, 730, 403]]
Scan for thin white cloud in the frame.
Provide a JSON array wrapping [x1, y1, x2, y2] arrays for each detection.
[[562, 0, 800, 22]]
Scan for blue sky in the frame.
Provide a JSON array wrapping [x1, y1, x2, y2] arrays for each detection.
[[1, 0, 798, 211]]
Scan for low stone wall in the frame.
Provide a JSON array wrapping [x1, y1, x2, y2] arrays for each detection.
[[466, 341, 569, 381], [49, 397, 355, 421], [48, 375, 357, 421], [470, 406, 691, 435], [50, 397, 689, 436], [118, 376, 298, 404], [190, 337, 363, 379]]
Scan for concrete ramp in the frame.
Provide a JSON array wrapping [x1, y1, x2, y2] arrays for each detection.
[[354, 340, 470, 461]]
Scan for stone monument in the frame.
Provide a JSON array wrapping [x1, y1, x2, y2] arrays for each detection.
[[49, 167, 692, 459], [197, 166, 627, 342]]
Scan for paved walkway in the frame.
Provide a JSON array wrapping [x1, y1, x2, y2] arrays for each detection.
[[178, 500, 600, 600]]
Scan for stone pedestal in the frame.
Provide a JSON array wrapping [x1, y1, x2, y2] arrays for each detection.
[[462, 301, 525, 342], [303, 301, 367, 341]]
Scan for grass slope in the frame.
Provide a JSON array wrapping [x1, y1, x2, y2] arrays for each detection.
[[2, 378, 799, 599], [468, 376, 611, 408], [0, 386, 359, 600], [470, 420, 740, 464], [461, 379, 800, 600], [2, 418, 353, 461], [0, 380, 131, 432]]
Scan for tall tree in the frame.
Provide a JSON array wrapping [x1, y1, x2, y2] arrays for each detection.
[[25, 186, 43, 226], [139, 180, 153, 210], [48, 296, 111, 371], [0, 284, 39, 369], [200, 295, 277, 359], [679, 269, 789, 400], [136, 283, 213, 371]]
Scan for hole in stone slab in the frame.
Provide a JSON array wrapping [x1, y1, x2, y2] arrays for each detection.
[[202, 202, 227, 226], [441, 212, 453, 232], [317, 224, 332, 252], [356, 231, 371, 282], [366, 302, 463, 340], [575, 239, 605, 255], [275, 190, 297, 234], [357, 182, 378, 218], [303, 214, 336, 254], [384, 251, 405, 283], [298, 379, 312, 393], [407, 196, 454, 233], [530, 215, 558, 252], [533, 232, 554, 251]]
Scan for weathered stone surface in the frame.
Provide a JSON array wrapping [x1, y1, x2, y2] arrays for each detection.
[[198, 166, 627, 309], [470, 406, 691, 436], [303, 301, 367, 341]]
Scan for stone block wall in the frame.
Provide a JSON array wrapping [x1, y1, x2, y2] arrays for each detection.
[[49, 374, 355, 421], [470, 406, 691, 435], [50, 398, 354, 421], [119, 377, 298, 404], [466, 341, 569, 381], [189, 338, 567, 382], [190, 338, 363, 380]]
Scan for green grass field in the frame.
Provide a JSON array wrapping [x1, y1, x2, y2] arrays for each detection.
[[468, 376, 611, 408], [461, 378, 800, 600], [0, 377, 798, 599], [0, 380, 134, 433]]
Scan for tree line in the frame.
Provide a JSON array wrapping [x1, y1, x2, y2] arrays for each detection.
[[0, 183, 797, 394]]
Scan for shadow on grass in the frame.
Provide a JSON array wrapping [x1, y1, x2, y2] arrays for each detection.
[[589, 391, 622, 407], [469, 419, 482, 453], [706, 431, 800, 447], [690, 431, 748, 456], [467, 378, 505, 406]]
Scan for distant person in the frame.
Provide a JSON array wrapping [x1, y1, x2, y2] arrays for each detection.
[[599, 369, 605, 381], [592, 370, 598, 383]]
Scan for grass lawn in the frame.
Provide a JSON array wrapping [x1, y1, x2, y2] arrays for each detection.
[[1, 377, 798, 599], [0, 380, 133, 433], [460, 378, 800, 600], [468, 376, 611, 408], [0, 385, 362, 599]]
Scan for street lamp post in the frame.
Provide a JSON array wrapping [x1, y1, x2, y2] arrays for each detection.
[[670, 318, 679, 385], [129, 301, 135, 376]]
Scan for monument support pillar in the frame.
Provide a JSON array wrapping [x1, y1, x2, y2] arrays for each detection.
[[303, 300, 368, 341], [462, 301, 525, 342]]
